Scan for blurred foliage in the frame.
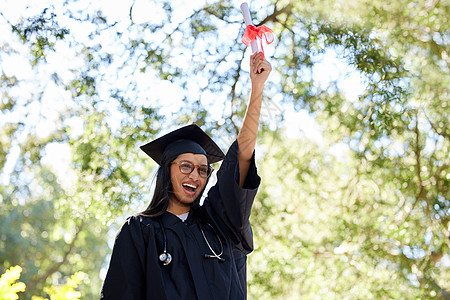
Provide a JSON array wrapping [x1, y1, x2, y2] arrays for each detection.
[[0, 0, 449, 299], [31, 272, 85, 300], [0, 266, 84, 300], [0, 266, 26, 300]]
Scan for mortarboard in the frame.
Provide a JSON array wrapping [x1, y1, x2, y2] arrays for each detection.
[[140, 124, 225, 165]]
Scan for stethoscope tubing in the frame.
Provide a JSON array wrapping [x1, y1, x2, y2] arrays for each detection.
[[158, 219, 172, 265], [158, 217, 225, 265]]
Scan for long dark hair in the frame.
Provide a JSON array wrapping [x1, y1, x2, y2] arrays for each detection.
[[139, 153, 209, 218]]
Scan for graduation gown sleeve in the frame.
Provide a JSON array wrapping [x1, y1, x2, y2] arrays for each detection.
[[204, 140, 261, 254]]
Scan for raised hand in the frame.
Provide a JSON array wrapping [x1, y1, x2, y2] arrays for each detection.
[[249, 52, 272, 91]]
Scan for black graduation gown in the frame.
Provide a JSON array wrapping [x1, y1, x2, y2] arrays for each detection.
[[100, 141, 261, 300]]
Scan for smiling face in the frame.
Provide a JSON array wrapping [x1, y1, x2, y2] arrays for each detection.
[[168, 153, 208, 215]]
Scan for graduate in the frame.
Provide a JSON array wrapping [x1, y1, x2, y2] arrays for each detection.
[[100, 52, 271, 300]]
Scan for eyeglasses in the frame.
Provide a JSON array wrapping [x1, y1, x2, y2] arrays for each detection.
[[172, 160, 213, 178]]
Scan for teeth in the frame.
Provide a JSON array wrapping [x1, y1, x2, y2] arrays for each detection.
[[183, 183, 197, 189]]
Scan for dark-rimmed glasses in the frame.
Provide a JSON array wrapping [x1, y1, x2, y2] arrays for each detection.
[[172, 160, 213, 178]]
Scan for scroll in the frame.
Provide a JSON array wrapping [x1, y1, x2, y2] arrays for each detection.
[[240, 2, 274, 59]]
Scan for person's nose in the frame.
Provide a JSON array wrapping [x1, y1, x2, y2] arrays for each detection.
[[188, 167, 201, 179]]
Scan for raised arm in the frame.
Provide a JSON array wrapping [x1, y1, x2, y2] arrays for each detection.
[[237, 52, 271, 187]]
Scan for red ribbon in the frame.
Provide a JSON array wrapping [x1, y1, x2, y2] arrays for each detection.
[[241, 25, 274, 58]]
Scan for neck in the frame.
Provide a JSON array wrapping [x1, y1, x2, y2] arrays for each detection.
[[167, 201, 190, 215]]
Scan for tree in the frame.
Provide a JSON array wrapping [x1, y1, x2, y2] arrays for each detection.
[[0, 0, 448, 298]]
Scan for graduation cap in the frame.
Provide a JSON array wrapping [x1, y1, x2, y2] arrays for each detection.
[[140, 124, 225, 165]]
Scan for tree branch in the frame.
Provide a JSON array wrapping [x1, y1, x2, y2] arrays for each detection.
[[255, 3, 293, 26], [424, 111, 450, 141], [27, 222, 84, 292], [396, 111, 425, 224]]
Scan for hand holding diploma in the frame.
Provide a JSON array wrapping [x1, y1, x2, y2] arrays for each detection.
[[249, 52, 271, 91], [237, 5, 272, 186]]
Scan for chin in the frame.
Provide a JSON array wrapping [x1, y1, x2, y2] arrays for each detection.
[[173, 194, 198, 206]]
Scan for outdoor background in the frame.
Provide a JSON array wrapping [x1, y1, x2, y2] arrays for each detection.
[[0, 0, 449, 299]]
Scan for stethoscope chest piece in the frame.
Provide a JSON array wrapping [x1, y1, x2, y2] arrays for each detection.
[[159, 252, 172, 266]]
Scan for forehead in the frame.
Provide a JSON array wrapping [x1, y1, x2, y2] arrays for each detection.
[[176, 153, 208, 165]]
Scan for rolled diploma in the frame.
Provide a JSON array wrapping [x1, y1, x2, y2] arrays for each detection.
[[240, 2, 259, 53]]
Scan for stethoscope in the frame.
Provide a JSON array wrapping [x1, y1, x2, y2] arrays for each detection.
[[158, 219, 225, 266]]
